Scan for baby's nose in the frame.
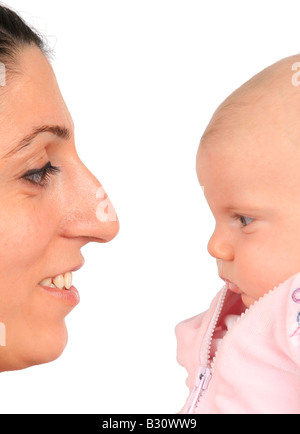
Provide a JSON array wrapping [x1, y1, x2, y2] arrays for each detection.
[[207, 229, 234, 261]]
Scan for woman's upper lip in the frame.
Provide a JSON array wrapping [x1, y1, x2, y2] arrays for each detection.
[[41, 260, 85, 280]]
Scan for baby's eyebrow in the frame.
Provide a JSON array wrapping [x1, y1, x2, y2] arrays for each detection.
[[3, 124, 72, 158], [226, 205, 275, 218], [227, 204, 260, 210]]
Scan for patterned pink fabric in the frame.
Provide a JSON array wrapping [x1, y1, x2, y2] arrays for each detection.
[[176, 272, 300, 414]]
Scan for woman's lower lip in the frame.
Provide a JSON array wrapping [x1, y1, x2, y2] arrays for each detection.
[[39, 284, 80, 306]]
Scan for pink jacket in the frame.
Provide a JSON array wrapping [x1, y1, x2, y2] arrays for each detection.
[[175, 272, 300, 414]]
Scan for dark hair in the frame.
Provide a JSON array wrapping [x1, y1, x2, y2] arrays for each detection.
[[0, 3, 50, 77]]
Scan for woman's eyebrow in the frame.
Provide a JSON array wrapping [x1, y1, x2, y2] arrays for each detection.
[[4, 124, 72, 158]]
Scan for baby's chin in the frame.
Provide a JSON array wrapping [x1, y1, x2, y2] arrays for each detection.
[[241, 293, 257, 309]]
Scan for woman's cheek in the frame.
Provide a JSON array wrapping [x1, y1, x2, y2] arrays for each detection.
[[0, 203, 54, 266]]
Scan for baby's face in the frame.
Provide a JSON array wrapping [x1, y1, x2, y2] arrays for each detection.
[[197, 78, 300, 308]]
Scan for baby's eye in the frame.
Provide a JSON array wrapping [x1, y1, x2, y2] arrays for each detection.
[[238, 215, 254, 227]]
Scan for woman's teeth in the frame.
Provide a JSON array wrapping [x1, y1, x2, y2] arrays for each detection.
[[39, 272, 72, 290]]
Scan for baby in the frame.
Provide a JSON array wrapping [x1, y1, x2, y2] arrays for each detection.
[[175, 54, 300, 414]]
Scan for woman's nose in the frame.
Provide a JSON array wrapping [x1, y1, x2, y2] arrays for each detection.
[[58, 160, 120, 243], [207, 227, 234, 262]]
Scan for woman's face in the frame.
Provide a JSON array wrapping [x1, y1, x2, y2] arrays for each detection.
[[0, 46, 119, 371]]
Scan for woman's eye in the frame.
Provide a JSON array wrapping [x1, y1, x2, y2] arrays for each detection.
[[21, 162, 61, 188], [238, 215, 254, 227]]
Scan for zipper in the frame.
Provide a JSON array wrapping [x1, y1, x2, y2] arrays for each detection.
[[184, 366, 212, 414], [183, 277, 286, 414], [183, 285, 228, 414]]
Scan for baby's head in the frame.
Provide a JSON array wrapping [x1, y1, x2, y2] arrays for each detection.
[[197, 54, 300, 308]]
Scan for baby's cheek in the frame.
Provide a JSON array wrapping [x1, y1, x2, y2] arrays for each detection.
[[235, 245, 268, 298]]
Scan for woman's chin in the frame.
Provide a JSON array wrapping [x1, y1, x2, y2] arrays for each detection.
[[1, 322, 68, 372], [28, 324, 69, 367]]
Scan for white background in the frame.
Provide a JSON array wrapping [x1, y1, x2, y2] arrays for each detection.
[[0, 0, 299, 414]]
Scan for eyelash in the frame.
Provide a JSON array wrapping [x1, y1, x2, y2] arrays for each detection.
[[235, 215, 254, 228], [22, 162, 61, 188]]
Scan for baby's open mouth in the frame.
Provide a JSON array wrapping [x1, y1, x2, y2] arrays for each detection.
[[39, 272, 72, 290]]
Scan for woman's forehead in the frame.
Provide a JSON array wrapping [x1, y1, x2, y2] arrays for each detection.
[[0, 46, 73, 157]]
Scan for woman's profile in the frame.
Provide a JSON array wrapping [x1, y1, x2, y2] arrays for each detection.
[[0, 4, 119, 372]]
